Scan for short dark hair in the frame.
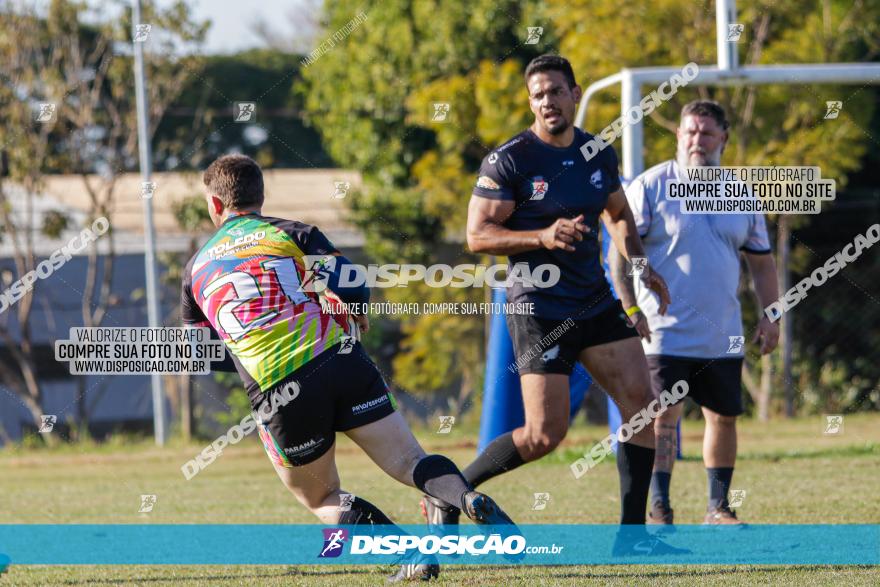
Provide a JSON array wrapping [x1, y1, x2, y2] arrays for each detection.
[[203, 154, 265, 209], [681, 100, 729, 130], [524, 54, 577, 89]]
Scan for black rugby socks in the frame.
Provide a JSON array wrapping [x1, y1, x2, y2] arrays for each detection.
[[462, 431, 526, 489], [413, 454, 472, 510], [617, 442, 656, 524]]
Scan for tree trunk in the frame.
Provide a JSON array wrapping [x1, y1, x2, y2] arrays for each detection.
[[759, 354, 772, 421], [777, 216, 794, 417], [743, 360, 771, 422]]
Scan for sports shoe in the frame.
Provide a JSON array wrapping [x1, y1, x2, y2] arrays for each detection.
[[611, 527, 690, 557], [647, 502, 674, 526], [420, 495, 460, 533], [461, 491, 515, 526], [703, 506, 744, 525], [387, 554, 439, 583], [461, 491, 523, 562]]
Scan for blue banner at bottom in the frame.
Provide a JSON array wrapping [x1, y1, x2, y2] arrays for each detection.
[[0, 525, 877, 565]]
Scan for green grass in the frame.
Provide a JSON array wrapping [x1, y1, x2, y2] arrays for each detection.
[[2, 414, 879, 585]]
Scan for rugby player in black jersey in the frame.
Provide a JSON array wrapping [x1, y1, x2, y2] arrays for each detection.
[[421, 55, 681, 555]]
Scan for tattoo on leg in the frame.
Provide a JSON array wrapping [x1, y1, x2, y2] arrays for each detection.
[[654, 424, 677, 470]]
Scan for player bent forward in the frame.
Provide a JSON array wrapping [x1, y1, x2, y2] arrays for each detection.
[[181, 154, 516, 581]]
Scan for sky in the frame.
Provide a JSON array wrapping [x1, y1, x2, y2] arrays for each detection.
[[179, 0, 312, 54], [26, 0, 314, 55]]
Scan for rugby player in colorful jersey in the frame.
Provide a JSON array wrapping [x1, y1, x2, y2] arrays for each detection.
[[182, 155, 516, 581]]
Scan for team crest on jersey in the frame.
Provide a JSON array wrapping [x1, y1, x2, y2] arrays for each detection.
[[590, 169, 603, 189], [476, 175, 500, 190], [530, 177, 548, 200]]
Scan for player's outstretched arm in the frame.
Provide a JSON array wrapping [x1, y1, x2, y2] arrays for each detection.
[[466, 195, 589, 255], [602, 187, 670, 315]]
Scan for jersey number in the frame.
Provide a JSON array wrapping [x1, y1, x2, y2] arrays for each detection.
[[202, 258, 311, 341]]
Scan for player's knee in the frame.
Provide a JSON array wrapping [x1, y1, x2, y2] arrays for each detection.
[[394, 449, 426, 486], [655, 401, 682, 425], [621, 381, 652, 411], [706, 411, 736, 427], [278, 471, 338, 511], [524, 423, 566, 458], [292, 485, 335, 511]]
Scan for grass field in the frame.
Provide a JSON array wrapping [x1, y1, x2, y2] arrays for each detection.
[[2, 413, 878, 585]]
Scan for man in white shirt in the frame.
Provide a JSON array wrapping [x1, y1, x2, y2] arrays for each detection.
[[609, 100, 779, 525]]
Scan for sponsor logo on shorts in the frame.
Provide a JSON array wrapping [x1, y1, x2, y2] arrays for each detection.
[[181, 381, 301, 480], [283, 437, 322, 456], [351, 395, 390, 414], [540, 345, 560, 363]]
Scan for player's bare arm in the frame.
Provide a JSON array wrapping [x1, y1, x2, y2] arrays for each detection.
[[608, 243, 652, 342], [602, 187, 670, 315], [466, 194, 590, 254], [744, 252, 780, 354]]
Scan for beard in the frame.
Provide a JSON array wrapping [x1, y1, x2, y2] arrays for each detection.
[[677, 144, 722, 168], [545, 118, 569, 135], [542, 110, 569, 135]]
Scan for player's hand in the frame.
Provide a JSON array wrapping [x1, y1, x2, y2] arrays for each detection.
[[752, 315, 778, 354], [628, 311, 652, 343], [640, 267, 671, 315], [352, 313, 369, 334], [539, 214, 590, 252]]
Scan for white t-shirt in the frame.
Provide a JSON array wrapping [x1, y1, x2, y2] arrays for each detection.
[[625, 160, 771, 358]]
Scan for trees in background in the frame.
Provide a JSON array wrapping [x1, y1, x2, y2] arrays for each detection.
[[0, 0, 206, 438], [300, 0, 880, 418], [299, 0, 551, 415]]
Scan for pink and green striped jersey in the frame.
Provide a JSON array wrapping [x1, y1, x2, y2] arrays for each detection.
[[181, 213, 346, 394]]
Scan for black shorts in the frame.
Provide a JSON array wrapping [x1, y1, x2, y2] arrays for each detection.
[[646, 355, 744, 417], [249, 341, 397, 467], [506, 301, 637, 375]]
